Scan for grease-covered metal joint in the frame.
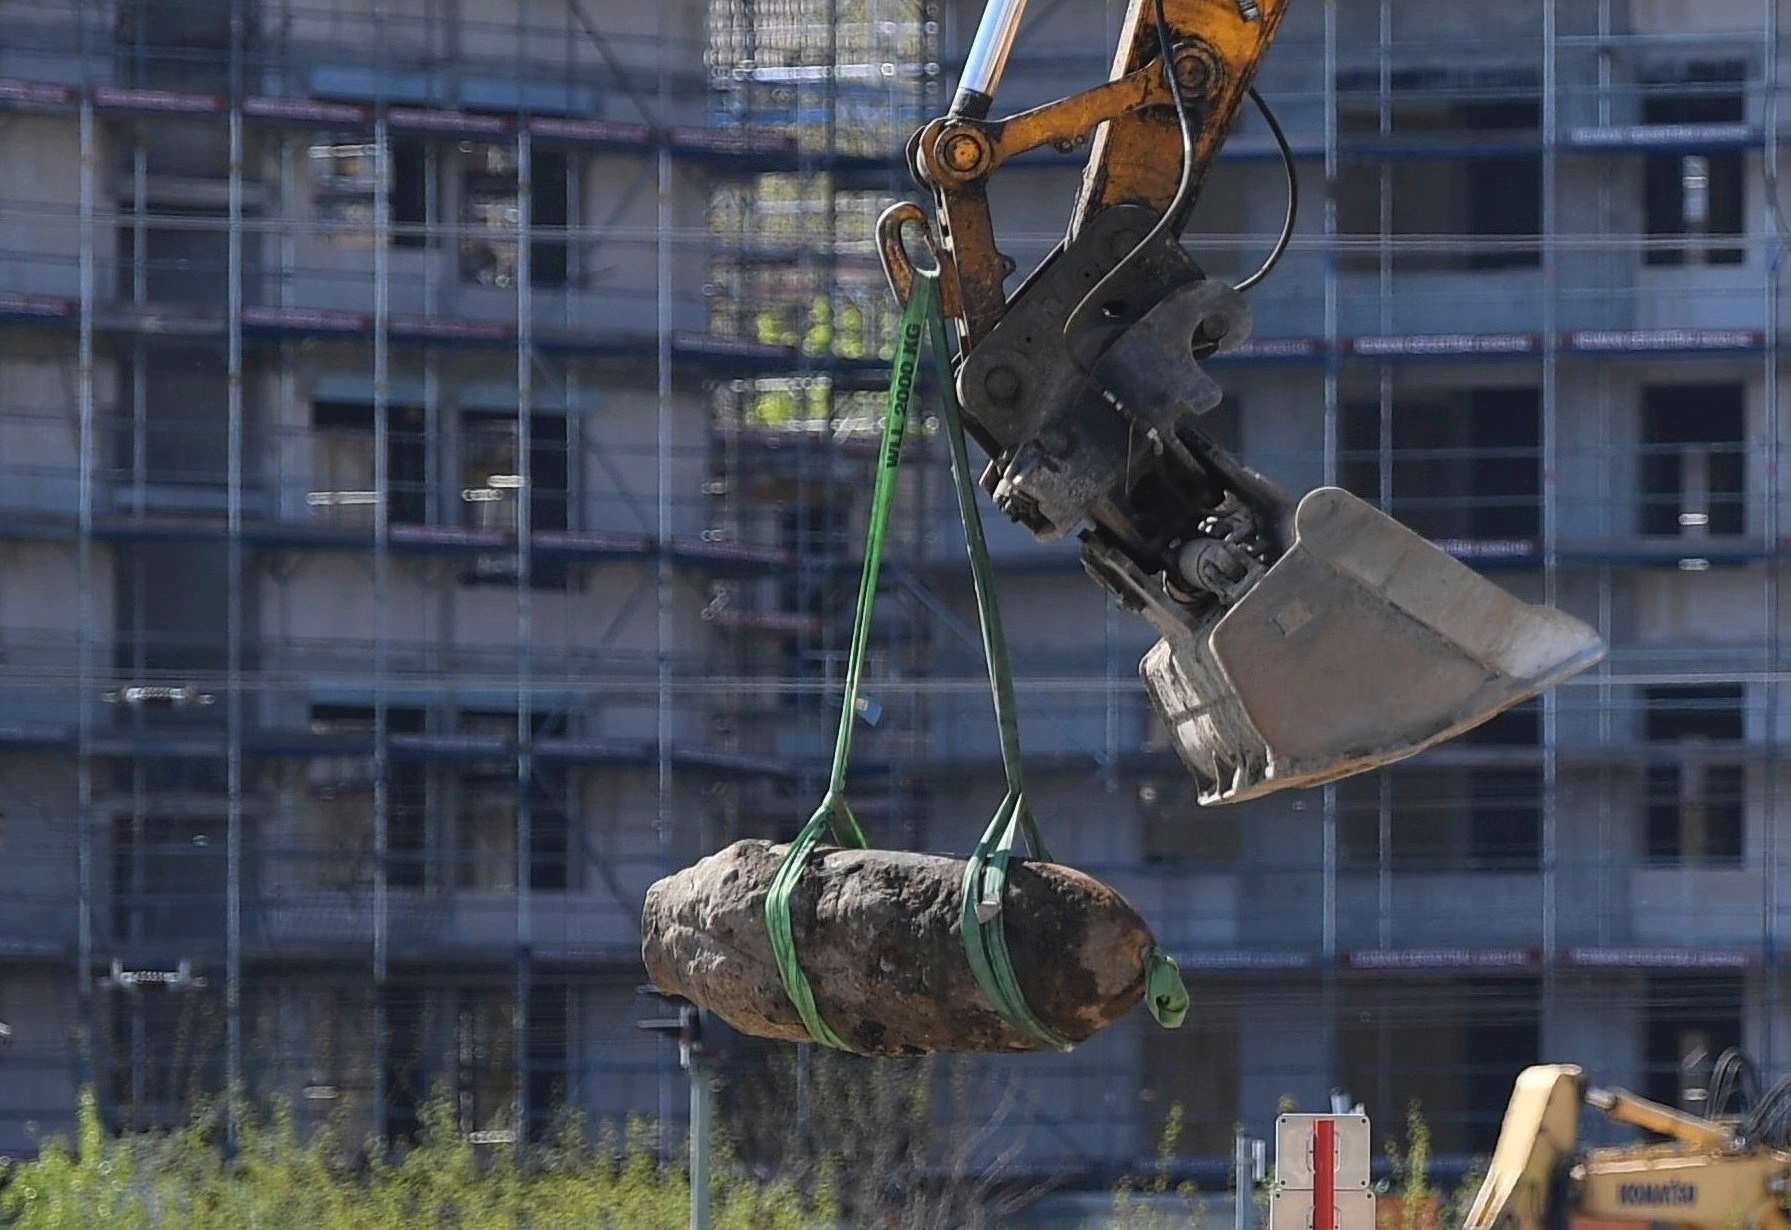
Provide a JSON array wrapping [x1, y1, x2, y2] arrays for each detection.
[[1171, 40, 1225, 97]]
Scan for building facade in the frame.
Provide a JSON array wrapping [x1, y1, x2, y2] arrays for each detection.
[[1, 0, 1789, 1188]]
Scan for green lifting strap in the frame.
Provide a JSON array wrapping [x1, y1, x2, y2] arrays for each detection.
[[923, 289, 1074, 1052], [764, 269, 1190, 1053], [759, 283, 914, 1055]]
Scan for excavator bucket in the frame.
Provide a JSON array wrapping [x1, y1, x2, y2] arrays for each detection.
[[1143, 488, 1604, 805]]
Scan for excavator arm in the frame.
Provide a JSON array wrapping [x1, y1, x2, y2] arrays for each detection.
[[882, 0, 1604, 804], [901, 0, 1288, 348], [1069, 0, 1286, 236]]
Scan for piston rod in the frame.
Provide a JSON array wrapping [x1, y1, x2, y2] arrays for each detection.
[[953, 0, 1030, 117]]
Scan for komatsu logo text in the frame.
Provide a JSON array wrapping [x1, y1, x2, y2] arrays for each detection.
[[1617, 1181, 1696, 1207]]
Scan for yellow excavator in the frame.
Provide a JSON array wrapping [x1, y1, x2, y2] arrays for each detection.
[[888, 0, 1605, 804], [1465, 1056, 1791, 1230]]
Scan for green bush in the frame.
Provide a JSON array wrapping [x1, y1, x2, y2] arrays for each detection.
[[1383, 1101, 1489, 1230], [0, 1089, 835, 1230], [1110, 1104, 1200, 1230]]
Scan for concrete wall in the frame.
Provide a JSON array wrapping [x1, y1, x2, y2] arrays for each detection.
[[250, 975, 660, 1146], [0, 337, 116, 520], [0, 754, 81, 956], [273, 138, 709, 332], [266, 0, 706, 113], [0, 968, 80, 1154], [0, 114, 107, 299], [0, 541, 115, 730], [262, 351, 712, 534]]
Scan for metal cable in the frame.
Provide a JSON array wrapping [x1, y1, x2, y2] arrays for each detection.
[[1233, 86, 1299, 292]]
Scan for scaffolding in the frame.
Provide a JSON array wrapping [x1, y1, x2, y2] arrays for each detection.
[[2, 0, 1791, 1190]]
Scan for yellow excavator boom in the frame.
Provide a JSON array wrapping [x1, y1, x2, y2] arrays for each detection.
[[1463, 1065, 1587, 1230]]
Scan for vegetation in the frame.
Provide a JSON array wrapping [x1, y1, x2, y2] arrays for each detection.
[[1381, 1101, 1489, 1230], [1110, 1103, 1200, 1230], [716, 1050, 1051, 1229], [0, 1089, 832, 1230], [1391, 1100, 1433, 1230], [0, 1055, 1044, 1229], [0, 1082, 1502, 1230]]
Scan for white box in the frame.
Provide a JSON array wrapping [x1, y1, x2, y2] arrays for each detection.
[[1270, 1187, 1377, 1230], [1274, 1113, 1372, 1190]]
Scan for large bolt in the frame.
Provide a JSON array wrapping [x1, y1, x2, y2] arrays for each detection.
[[1172, 45, 1221, 97], [936, 128, 988, 177], [984, 365, 1021, 404]]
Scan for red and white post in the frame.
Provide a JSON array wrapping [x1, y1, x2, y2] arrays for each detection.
[[1270, 1113, 1375, 1230]]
